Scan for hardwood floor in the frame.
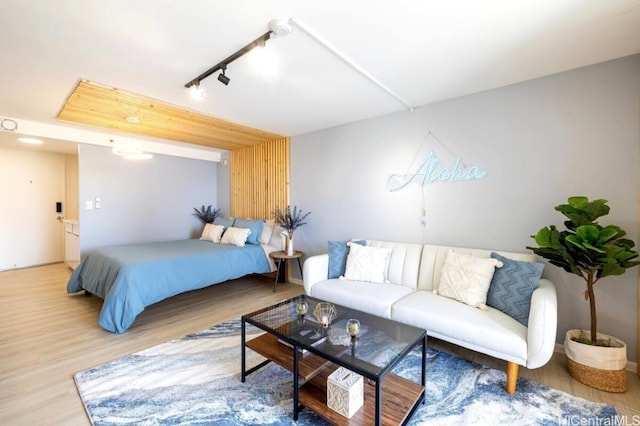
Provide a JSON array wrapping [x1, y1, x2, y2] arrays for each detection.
[[1, 263, 638, 425]]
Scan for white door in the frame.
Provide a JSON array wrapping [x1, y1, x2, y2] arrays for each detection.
[[0, 148, 65, 270]]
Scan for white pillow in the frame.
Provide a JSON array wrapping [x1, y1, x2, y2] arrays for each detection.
[[343, 242, 392, 284], [269, 225, 287, 250], [435, 250, 503, 309], [199, 223, 225, 243], [259, 219, 275, 244], [220, 227, 251, 247]]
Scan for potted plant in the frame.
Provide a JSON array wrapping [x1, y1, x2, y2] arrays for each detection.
[[273, 205, 311, 255], [193, 205, 221, 224], [527, 196, 639, 392]]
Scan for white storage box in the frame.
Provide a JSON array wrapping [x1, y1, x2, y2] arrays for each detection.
[[327, 366, 364, 418]]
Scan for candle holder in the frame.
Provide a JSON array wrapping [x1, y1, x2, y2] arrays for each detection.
[[346, 319, 360, 337], [296, 300, 309, 316], [314, 302, 337, 328]]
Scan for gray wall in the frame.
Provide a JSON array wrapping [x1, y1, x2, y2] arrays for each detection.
[[79, 144, 218, 252], [290, 54, 640, 360]]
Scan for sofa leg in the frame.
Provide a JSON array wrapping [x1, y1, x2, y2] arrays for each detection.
[[506, 362, 519, 394]]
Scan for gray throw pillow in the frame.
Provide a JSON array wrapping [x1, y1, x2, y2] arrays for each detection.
[[486, 252, 544, 326], [327, 240, 366, 279]]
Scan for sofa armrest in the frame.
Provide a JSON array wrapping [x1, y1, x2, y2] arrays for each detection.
[[526, 278, 558, 369], [303, 254, 329, 295]]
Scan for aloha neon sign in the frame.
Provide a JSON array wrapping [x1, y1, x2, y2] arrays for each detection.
[[386, 149, 486, 192]]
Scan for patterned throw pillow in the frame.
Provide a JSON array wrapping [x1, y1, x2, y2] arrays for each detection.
[[486, 252, 544, 325], [199, 223, 225, 243], [436, 250, 503, 309], [220, 227, 251, 247], [343, 242, 391, 284], [327, 240, 366, 279]]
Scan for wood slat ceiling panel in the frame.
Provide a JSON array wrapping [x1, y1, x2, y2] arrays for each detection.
[[57, 80, 284, 150]]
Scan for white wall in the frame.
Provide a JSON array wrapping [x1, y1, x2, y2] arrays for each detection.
[[290, 54, 640, 360], [79, 145, 218, 253], [0, 148, 66, 270]]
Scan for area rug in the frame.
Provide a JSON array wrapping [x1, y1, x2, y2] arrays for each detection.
[[74, 320, 618, 425]]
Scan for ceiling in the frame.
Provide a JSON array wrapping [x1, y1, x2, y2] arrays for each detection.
[[1, 0, 639, 154]]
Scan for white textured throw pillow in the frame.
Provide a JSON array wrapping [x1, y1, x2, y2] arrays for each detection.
[[220, 227, 251, 247], [436, 250, 503, 309], [343, 242, 392, 284], [199, 223, 225, 243], [259, 219, 275, 244]]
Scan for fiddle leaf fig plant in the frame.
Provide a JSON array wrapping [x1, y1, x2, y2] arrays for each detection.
[[527, 196, 639, 346]]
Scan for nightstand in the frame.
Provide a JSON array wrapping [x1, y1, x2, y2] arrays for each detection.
[[269, 250, 303, 292]]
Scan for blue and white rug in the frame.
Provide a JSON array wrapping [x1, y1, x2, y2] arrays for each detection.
[[74, 320, 618, 425]]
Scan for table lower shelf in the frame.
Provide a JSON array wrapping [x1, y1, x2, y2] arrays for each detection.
[[245, 331, 425, 426], [245, 332, 330, 380], [298, 366, 424, 426]]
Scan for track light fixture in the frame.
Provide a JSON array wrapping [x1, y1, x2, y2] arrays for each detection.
[[217, 64, 230, 86], [185, 30, 273, 92], [184, 18, 412, 110]]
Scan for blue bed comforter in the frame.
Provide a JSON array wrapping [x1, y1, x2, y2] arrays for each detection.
[[67, 239, 271, 333]]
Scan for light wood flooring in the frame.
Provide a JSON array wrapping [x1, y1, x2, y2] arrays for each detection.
[[1, 263, 638, 425]]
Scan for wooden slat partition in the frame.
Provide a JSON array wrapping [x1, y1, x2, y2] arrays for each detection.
[[231, 137, 289, 219]]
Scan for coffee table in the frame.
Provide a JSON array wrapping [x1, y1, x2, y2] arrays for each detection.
[[241, 295, 426, 425]]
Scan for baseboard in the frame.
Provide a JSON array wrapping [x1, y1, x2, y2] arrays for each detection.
[[289, 277, 303, 286], [554, 343, 638, 373]]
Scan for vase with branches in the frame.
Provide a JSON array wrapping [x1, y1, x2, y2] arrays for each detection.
[[273, 205, 311, 255], [273, 205, 311, 239]]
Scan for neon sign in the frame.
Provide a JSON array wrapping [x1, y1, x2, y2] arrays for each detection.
[[386, 149, 486, 192]]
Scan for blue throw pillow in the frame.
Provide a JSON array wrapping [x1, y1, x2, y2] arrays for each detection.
[[233, 218, 264, 245], [486, 252, 544, 326], [328, 240, 366, 279], [214, 216, 235, 228]]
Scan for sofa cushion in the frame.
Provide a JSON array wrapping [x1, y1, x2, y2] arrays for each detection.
[[366, 240, 423, 289], [487, 252, 544, 326], [310, 279, 413, 319], [328, 240, 366, 279], [417, 245, 537, 291], [343, 243, 392, 284], [435, 250, 503, 309], [392, 291, 528, 365]]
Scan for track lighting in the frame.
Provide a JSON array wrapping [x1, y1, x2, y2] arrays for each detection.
[[217, 64, 230, 86], [185, 30, 272, 93], [184, 17, 412, 110]]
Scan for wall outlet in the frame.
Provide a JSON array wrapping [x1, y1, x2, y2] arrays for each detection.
[[95, 197, 101, 209], [420, 218, 427, 227]]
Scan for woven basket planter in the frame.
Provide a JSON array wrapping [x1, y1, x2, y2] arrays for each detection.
[[564, 330, 627, 393]]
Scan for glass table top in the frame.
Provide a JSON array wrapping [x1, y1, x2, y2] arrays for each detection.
[[243, 295, 426, 378]]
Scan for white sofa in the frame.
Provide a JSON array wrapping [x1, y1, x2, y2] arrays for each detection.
[[303, 240, 557, 394]]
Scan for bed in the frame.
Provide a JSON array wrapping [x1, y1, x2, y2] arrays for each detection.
[[67, 238, 279, 333]]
